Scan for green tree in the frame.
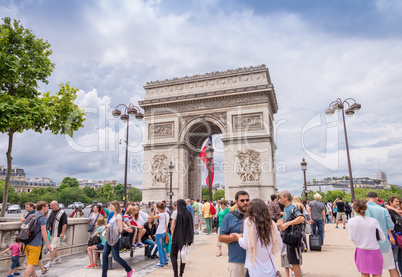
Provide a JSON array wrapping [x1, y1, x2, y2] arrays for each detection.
[[0, 180, 19, 204], [98, 184, 113, 201], [60, 177, 79, 188], [202, 188, 209, 200], [128, 187, 142, 202], [0, 18, 85, 217], [113, 183, 124, 201], [82, 186, 97, 199], [213, 190, 225, 201]]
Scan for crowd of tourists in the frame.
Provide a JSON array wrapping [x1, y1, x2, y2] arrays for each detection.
[[2, 189, 402, 277]]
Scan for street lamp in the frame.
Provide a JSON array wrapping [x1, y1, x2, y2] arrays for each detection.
[[325, 98, 361, 200], [206, 143, 214, 202], [112, 103, 144, 207], [301, 158, 307, 200], [168, 161, 174, 214]]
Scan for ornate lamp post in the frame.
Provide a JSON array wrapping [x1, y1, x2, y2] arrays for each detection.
[[325, 98, 361, 200], [168, 161, 174, 213], [112, 103, 144, 207], [206, 143, 214, 202], [301, 158, 308, 200]]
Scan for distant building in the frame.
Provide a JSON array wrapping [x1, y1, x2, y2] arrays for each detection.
[[375, 170, 388, 183], [78, 179, 119, 189], [10, 178, 57, 193], [0, 166, 26, 180], [307, 177, 384, 194]]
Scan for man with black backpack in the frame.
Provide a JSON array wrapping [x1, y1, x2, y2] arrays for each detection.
[[23, 201, 52, 277], [218, 191, 249, 277], [44, 201, 67, 269], [277, 190, 305, 277]]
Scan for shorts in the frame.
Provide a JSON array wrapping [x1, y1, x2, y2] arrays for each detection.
[[228, 262, 247, 277], [382, 248, 396, 270], [194, 215, 201, 223], [96, 243, 104, 250], [10, 256, 20, 269], [25, 245, 41, 265], [287, 245, 302, 265], [281, 254, 291, 268], [50, 236, 61, 249], [336, 212, 346, 221]]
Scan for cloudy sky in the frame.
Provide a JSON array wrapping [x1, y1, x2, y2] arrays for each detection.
[[1, 0, 402, 196]]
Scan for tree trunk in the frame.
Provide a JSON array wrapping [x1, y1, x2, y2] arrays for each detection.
[[1, 131, 14, 217]]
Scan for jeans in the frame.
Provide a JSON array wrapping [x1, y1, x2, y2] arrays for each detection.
[[171, 242, 185, 277], [392, 246, 402, 275], [143, 239, 158, 256], [205, 217, 212, 234], [155, 233, 168, 266], [325, 214, 330, 224], [102, 239, 132, 277], [311, 219, 324, 246]]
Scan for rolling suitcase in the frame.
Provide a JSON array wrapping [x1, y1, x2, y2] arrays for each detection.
[[309, 234, 321, 251]]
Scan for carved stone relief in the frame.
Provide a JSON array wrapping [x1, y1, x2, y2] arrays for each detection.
[[233, 113, 263, 131], [236, 149, 261, 182], [144, 93, 269, 115], [149, 122, 174, 138], [151, 154, 169, 186]]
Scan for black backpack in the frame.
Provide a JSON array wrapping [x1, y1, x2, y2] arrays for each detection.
[[20, 213, 44, 245], [282, 208, 303, 248]]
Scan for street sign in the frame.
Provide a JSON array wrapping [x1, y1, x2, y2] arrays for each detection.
[[167, 192, 174, 196], [304, 190, 311, 194]]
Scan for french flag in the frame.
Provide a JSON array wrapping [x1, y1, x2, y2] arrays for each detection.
[[199, 135, 214, 187]]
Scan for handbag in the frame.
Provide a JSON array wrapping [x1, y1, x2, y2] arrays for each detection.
[[395, 233, 402, 247], [163, 213, 170, 244], [304, 222, 312, 235], [88, 236, 101, 246], [282, 208, 302, 248], [87, 213, 100, 233]]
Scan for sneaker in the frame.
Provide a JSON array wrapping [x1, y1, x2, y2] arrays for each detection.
[[137, 242, 144, 248], [7, 275, 13, 277], [85, 264, 95, 268], [127, 269, 135, 277], [120, 248, 127, 253], [154, 264, 164, 268], [53, 257, 61, 264], [97, 260, 101, 266], [343, 227, 346, 229], [44, 262, 53, 268], [335, 226, 338, 229], [132, 243, 138, 249], [194, 231, 199, 235], [164, 261, 169, 265], [14, 274, 21, 276]]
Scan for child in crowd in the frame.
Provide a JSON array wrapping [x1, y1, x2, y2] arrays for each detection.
[[86, 217, 107, 268], [1, 237, 22, 277]]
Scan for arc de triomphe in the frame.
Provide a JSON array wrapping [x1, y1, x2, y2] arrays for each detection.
[[138, 65, 278, 202]]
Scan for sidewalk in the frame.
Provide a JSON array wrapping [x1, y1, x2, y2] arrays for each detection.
[[4, 222, 392, 276]]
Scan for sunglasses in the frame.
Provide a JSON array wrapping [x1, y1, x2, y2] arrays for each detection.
[[239, 199, 250, 203]]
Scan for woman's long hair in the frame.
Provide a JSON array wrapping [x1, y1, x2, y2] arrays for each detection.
[[244, 198, 272, 247], [292, 196, 303, 212]]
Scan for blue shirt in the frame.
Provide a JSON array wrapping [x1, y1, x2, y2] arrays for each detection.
[[28, 212, 47, 247], [283, 204, 301, 222], [186, 204, 195, 222], [366, 202, 394, 253], [219, 210, 246, 263]]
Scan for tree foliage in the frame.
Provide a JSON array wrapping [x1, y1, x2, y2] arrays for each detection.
[[213, 190, 225, 201], [202, 187, 209, 200], [128, 187, 142, 202], [60, 177, 79, 188], [0, 18, 86, 216]]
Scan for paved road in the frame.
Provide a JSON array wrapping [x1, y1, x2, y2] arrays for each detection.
[[3, 208, 93, 218], [1, 222, 392, 276]]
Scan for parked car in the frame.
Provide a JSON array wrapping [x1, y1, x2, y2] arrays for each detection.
[[7, 204, 21, 213], [59, 203, 65, 209], [0, 203, 10, 211], [69, 202, 84, 209], [85, 204, 92, 209]]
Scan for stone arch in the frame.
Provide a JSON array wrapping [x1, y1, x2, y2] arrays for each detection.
[[140, 65, 278, 202]]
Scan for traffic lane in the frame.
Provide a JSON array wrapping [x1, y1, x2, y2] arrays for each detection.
[[3, 208, 93, 218]]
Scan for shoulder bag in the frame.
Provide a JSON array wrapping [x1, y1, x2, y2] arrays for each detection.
[[282, 208, 302, 248], [87, 213, 100, 233]]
